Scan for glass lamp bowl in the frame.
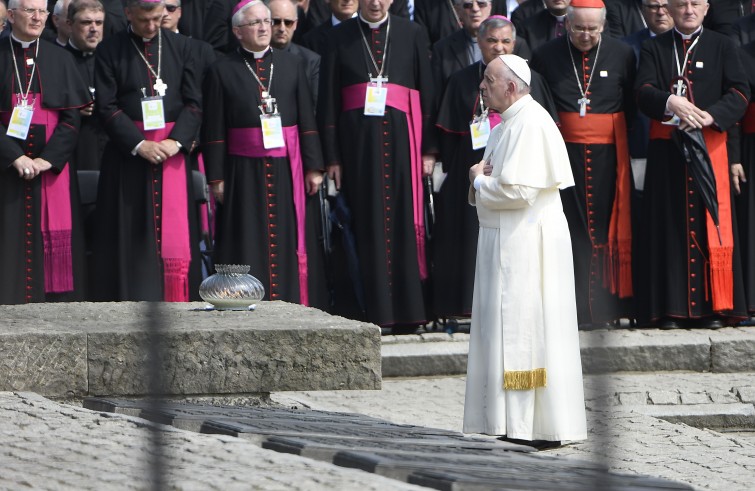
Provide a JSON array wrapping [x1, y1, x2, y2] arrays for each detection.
[[198, 264, 265, 310]]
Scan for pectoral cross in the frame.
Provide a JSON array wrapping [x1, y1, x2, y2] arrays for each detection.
[[578, 97, 590, 118], [259, 92, 277, 115], [154, 78, 168, 97], [370, 75, 388, 88], [89, 87, 96, 100]]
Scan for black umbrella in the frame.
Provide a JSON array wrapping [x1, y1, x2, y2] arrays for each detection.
[[424, 175, 435, 240], [671, 128, 722, 245], [318, 180, 335, 307]]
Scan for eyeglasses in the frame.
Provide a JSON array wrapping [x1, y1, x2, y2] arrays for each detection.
[[569, 25, 601, 35], [272, 18, 296, 27], [462, 1, 490, 9], [237, 18, 272, 28], [165, 4, 181, 12], [643, 3, 669, 11], [12, 8, 49, 17]]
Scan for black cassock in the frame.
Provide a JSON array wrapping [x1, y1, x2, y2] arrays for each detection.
[[0, 38, 90, 304], [64, 44, 109, 172], [433, 61, 556, 319], [636, 28, 749, 324], [202, 48, 327, 308], [532, 36, 636, 326], [318, 16, 437, 326], [93, 28, 203, 301]]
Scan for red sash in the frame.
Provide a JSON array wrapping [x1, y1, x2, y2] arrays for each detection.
[[340, 83, 428, 280], [134, 121, 191, 302], [558, 111, 633, 298], [227, 125, 309, 306], [649, 121, 734, 311], [1, 93, 73, 294]]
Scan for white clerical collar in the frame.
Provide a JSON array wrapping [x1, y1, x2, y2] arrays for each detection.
[[332, 12, 357, 26], [553, 14, 566, 21], [68, 39, 95, 56], [243, 46, 270, 59], [501, 93, 532, 121], [128, 25, 157, 43], [675, 26, 702, 40], [11, 33, 37, 49], [359, 12, 389, 29]]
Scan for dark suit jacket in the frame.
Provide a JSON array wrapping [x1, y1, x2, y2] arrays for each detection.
[[300, 16, 336, 56], [414, 0, 508, 46], [705, 0, 753, 37], [623, 28, 652, 158], [179, 0, 210, 41], [518, 9, 559, 53], [511, 0, 545, 31], [605, 0, 645, 39], [286, 42, 321, 107], [733, 13, 755, 46]]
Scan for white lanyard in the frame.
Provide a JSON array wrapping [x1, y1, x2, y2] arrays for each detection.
[[130, 30, 167, 97], [567, 36, 602, 117], [9, 36, 39, 107], [673, 29, 701, 86], [359, 17, 390, 83]]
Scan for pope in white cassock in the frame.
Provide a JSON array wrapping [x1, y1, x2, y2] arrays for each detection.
[[464, 54, 587, 449]]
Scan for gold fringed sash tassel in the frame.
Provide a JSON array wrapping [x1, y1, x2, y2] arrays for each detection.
[[503, 368, 547, 390]]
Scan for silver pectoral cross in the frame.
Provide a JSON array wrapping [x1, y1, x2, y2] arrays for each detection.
[[154, 78, 168, 97], [259, 94, 277, 115], [578, 97, 591, 118]]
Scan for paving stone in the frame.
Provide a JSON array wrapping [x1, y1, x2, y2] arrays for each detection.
[[618, 391, 649, 405], [648, 391, 680, 405], [679, 391, 711, 405], [709, 327, 755, 372], [382, 341, 468, 377], [709, 390, 740, 404], [736, 386, 755, 403]]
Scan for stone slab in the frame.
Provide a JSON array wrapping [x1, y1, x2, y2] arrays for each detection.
[[628, 403, 755, 429], [579, 329, 712, 373], [0, 302, 381, 397], [381, 341, 468, 377], [709, 327, 755, 372]]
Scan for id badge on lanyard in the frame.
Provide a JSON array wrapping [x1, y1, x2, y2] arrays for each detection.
[[364, 78, 388, 117], [260, 113, 285, 149], [470, 116, 491, 150], [141, 96, 166, 130], [6, 102, 34, 140]]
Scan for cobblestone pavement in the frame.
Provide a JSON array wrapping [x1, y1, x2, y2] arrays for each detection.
[[0, 392, 426, 491], [272, 372, 755, 491]]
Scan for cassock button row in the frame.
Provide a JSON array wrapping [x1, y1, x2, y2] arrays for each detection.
[[26, 285, 32, 290], [691, 287, 696, 292], [691, 301, 696, 306], [691, 273, 696, 278], [691, 258, 696, 263], [690, 217, 695, 222], [586, 91, 592, 96], [690, 203, 694, 208], [587, 164, 592, 169]]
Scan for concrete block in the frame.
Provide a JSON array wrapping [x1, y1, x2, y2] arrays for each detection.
[[709, 327, 755, 372], [0, 314, 87, 397], [736, 386, 755, 403], [0, 302, 381, 397], [381, 341, 468, 378], [579, 329, 711, 373], [680, 392, 711, 405], [618, 392, 648, 406], [708, 390, 740, 404]]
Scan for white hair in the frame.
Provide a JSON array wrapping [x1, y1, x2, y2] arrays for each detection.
[[232, 0, 269, 27]]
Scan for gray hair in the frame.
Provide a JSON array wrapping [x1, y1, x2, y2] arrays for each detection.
[[232, 0, 269, 27], [53, 0, 66, 16], [501, 62, 530, 94], [478, 16, 516, 40], [566, 5, 607, 22]]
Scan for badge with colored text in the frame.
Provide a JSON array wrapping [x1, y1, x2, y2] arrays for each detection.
[[6, 105, 34, 140], [260, 114, 285, 149], [364, 82, 388, 117], [141, 96, 166, 131], [470, 116, 491, 150]]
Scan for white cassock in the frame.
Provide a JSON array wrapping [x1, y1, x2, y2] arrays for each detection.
[[463, 94, 587, 442]]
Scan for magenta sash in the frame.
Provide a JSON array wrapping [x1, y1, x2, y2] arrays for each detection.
[[340, 83, 427, 280], [1, 94, 73, 293], [226, 125, 309, 306], [134, 121, 191, 302], [488, 112, 501, 128]]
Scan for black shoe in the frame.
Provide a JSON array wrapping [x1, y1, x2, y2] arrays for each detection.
[[655, 317, 681, 329], [689, 317, 724, 329], [497, 436, 563, 450], [739, 316, 755, 327]]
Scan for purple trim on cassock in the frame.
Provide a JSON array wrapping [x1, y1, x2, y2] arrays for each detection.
[[134, 121, 191, 302], [1, 93, 73, 293], [340, 83, 427, 280], [227, 125, 309, 306]]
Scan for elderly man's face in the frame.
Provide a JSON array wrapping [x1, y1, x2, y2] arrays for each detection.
[[8, 0, 49, 41], [479, 25, 515, 64], [233, 2, 272, 51], [667, 0, 707, 34], [359, 0, 392, 23], [161, 1, 182, 31], [455, 0, 491, 35], [68, 8, 104, 51], [480, 58, 513, 112], [566, 7, 604, 52], [126, 4, 165, 39], [269, 0, 297, 49]]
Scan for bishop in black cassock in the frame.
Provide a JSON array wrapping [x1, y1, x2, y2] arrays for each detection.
[[531, 0, 636, 328], [0, 4, 91, 304], [203, 0, 326, 307], [92, 1, 202, 302], [636, 1, 750, 327], [318, 5, 437, 327]]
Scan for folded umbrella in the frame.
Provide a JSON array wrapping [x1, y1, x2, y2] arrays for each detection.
[[671, 128, 722, 245]]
